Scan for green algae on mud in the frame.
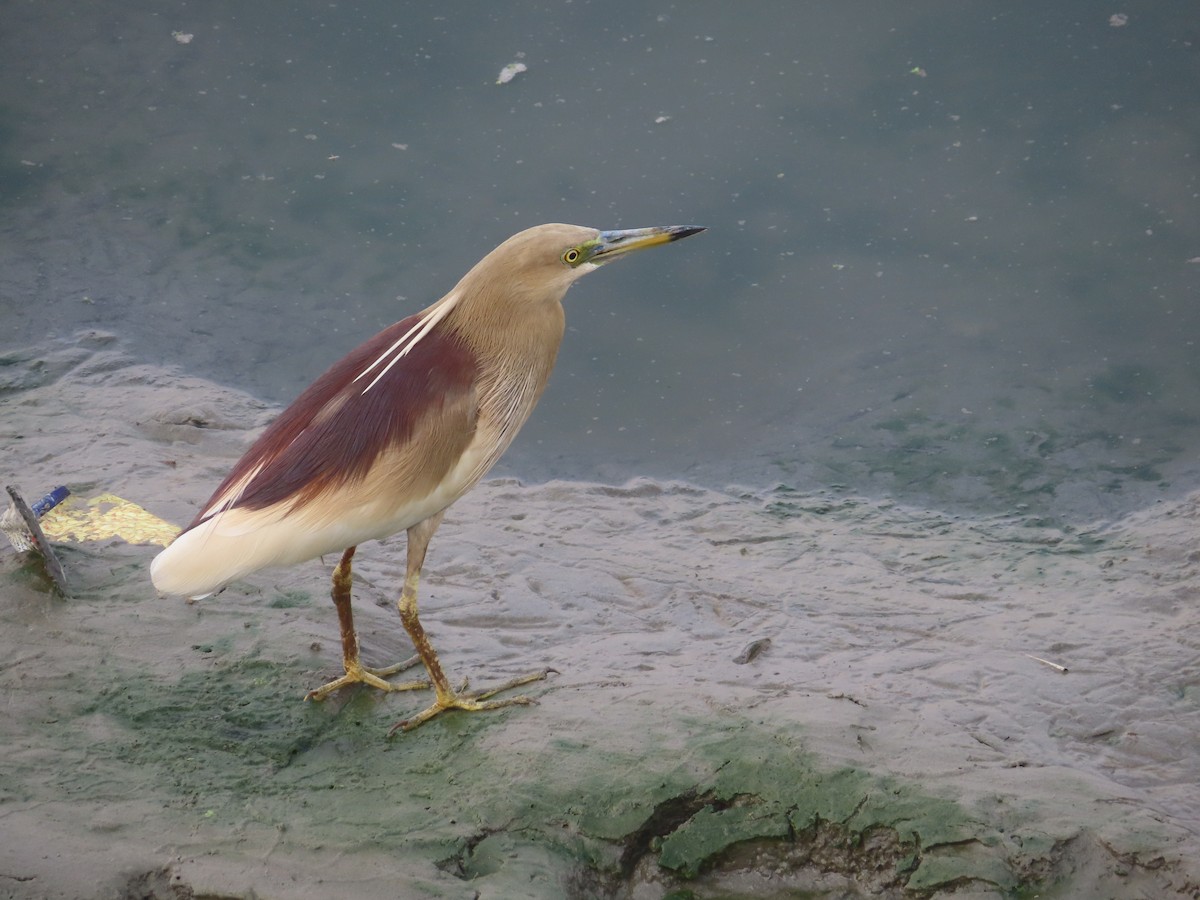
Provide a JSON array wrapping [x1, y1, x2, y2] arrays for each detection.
[[70, 662, 1025, 896], [83, 657, 355, 792]]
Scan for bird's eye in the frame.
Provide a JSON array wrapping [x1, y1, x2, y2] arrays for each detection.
[[563, 248, 581, 265]]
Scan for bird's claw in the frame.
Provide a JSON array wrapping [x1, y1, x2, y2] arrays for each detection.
[[304, 654, 428, 702], [387, 667, 556, 735]]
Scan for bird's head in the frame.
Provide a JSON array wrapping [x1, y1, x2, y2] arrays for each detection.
[[459, 222, 706, 310], [557, 223, 708, 275]]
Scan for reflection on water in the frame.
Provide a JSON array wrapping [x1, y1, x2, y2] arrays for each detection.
[[1, 0, 1197, 519]]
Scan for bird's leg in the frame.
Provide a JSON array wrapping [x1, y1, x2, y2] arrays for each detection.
[[304, 546, 428, 701], [388, 514, 552, 734]]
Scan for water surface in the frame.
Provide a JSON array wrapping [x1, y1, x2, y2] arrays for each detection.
[[2, 0, 1198, 518]]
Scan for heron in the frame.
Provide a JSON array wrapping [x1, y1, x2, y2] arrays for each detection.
[[151, 222, 705, 732]]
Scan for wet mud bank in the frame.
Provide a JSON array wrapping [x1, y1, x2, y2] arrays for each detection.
[[2, 334, 1199, 898]]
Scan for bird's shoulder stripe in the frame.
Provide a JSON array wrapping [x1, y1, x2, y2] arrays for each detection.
[[187, 312, 478, 530], [354, 290, 462, 394]]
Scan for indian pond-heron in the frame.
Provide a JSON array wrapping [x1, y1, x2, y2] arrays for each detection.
[[150, 222, 705, 732]]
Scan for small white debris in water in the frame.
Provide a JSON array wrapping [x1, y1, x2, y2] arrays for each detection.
[[654, 115, 671, 124], [390, 142, 408, 150], [172, 31, 194, 44], [1026, 654, 1069, 673], [496, 62, 527, 84], [1109, 13, 1128, 27]]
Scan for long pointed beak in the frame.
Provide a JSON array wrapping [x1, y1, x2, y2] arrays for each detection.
[[589, 225, 706, 264]]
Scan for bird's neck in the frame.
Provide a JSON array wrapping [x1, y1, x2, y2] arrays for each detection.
[[445, 288, 566, 458]]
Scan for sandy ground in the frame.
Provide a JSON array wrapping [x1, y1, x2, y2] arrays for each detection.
[[2, 331, 1199, 899]]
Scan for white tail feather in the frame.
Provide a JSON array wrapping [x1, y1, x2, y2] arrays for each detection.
[[150, 438, 490, 598]]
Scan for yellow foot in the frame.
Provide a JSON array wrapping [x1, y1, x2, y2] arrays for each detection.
[[305, 654, 428, 702], [387, 667, 556, 735]]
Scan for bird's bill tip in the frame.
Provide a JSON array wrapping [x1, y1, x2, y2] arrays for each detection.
[[665, 224, 708, 241], [591, 224, 706, 261]]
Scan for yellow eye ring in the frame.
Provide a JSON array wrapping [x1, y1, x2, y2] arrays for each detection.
[[563, 248, 581, 265]]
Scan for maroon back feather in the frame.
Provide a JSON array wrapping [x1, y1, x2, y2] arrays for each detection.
[[188, 315, 478, 529]]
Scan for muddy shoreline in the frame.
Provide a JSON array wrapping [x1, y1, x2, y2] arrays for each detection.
[[2, 333, 1199, 898]]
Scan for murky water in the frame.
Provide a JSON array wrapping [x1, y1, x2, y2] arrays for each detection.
[[2, 0, 1198, 519]]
